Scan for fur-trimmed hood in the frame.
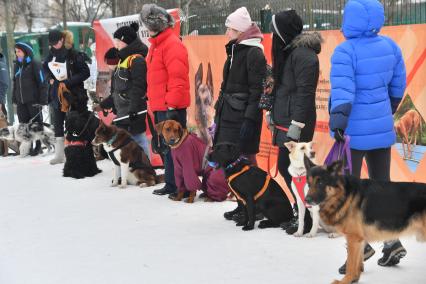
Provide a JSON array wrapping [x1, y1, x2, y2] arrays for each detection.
[[63, 30, 74, 50], [290, 32, 323, 54]]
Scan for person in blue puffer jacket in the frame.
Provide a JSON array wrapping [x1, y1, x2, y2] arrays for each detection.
[[329, 0, 407, 274]]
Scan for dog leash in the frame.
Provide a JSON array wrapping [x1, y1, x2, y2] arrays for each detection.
[[113, 110, 147, 122], [267, 125, 289, 178]]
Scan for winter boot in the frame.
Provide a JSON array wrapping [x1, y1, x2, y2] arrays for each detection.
[[50, 137, 65, 165], [377, 240, 407, 267], [339, 243, 376, 274], [30, 140, 43, 156]]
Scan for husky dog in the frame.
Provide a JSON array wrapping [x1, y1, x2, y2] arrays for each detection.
[[0, 122, 55, 157]]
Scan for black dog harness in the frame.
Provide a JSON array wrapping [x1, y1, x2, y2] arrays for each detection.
[[106, 135, 133, 166]]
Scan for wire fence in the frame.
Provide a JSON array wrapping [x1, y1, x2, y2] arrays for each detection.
[[182, 0, 426, 35]]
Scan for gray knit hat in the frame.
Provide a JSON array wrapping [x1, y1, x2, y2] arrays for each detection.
[[140, 4, 175, 34]]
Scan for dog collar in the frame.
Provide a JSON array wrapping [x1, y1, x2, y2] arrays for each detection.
[[65, 140, 87, 147], [225, 156, 248, 170], [107, 134, 117, 145]]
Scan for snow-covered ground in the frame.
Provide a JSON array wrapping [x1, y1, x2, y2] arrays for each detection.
[[1, 155, 425, 284]]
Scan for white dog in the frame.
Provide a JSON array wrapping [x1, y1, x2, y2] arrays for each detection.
[[285, 141, 339, 238], [0, 122, 55, 157]]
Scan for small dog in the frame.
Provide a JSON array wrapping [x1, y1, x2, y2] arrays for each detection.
[[0, 110, 8, 156], [0, 122, 54, 157], [156, 119, 229, 203], [93, 121, 162, 188], [304, 157, 426, 284], [63, 111, 102, 179], [394, 109, 422, 159], [194, 63, 215, 145], [285, 141, 338, 238], [208, 143, 294, 231]]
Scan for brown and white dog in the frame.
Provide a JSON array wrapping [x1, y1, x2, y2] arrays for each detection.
[[194, 63, 215, 146], [0, 110, 8, 156], [92, 121, 162, 188], [395, 109, 422, 159]]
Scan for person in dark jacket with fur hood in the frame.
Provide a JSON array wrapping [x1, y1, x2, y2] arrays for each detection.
[[13, 42, 47, 156], [96, 23, 150, 156], [44, 30, 91, 165], [214, 7, 266, 221], [269, 10, 322, 234]]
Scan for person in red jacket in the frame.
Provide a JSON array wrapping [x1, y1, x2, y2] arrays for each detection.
[[140, 4, 190, 197]]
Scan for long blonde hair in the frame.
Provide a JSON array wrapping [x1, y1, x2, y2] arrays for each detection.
[[62, 30, 74, 49]]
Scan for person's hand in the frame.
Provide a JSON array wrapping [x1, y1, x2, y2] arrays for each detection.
[[334, 129, 345, 143], [129, 112, 138, 121], [49, 79, 54, 85], [240, 119, 255, 143], [286, 123, 302, 141]]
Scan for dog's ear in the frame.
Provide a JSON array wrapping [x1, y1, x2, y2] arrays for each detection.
[[284, 141, 296, 152], [327, 160, 343, 176], [155, 121, 166, 134], [206, 62, 214, 100], [195, 63, 203, 92], [304, 154, 315, 172]]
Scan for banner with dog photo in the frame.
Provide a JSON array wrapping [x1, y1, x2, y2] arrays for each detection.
[[182, 23, 426, 188]]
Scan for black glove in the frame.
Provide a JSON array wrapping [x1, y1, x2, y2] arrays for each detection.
[[166, 109, 179, 121], [240, 119, 255, 143], [129, 112, 138, 121], [334, 128, 345, 143]]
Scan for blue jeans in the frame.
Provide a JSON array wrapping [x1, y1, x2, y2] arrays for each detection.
[[131, 132, 151, 160], [154, 109, 187, 191]]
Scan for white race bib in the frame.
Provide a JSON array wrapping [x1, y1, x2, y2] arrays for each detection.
[[48, 57, 68, 81]]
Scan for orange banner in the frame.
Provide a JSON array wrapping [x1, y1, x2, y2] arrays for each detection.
[[183, 24, 426, 197]]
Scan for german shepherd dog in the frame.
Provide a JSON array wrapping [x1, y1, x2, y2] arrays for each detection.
[[194, 63, 214, 145], [93, 121, 163, 188], [304, 157, 426, 284], [209, 143, 294, 231]]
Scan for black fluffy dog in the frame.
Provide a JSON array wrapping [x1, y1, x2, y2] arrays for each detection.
[[63, 111, 101, 179], [209, 144, 294, 231]]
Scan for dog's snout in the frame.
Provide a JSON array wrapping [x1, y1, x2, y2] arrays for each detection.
[[310, 151, 316, 158], [169, 138, 176, 145], [305, 195, 313, 205]]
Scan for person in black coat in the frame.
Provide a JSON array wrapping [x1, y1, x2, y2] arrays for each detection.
[[95, 23, 149, 157], [0, 52, 9, 117], [269, 10, 322, 234], [13, 42, 48, 155], [44, 29, 90, 165], [213, 7, 266, 159], [214, 7, 266, 221]]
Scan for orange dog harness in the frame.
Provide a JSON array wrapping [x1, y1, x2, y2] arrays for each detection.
[[227, 165, 271, 205]]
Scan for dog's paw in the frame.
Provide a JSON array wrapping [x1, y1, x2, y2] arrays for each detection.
[[235, 221, 245, 227], [328, 232, 340, 238], [119, 184, 127, 189], [293, 231, 304, 237], [304, 232, 317, 238], [138, 183, 148, 188], [242, 225, 254, 231], [184, 198, 194, 203]]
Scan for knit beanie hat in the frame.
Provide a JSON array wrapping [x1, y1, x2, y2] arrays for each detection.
[[48, 29, 64, 45], [270, 10, 303, 45], [140, 4, 174, 34], [225, 7, 252, 32], [15, 42, 34, 57], [113, 23, 139, 45], [104, 47, 119, 65]]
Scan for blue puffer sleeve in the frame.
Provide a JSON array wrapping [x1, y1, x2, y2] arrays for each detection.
[[386, 39, 406, 114], [329, 42, 355, 131]]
